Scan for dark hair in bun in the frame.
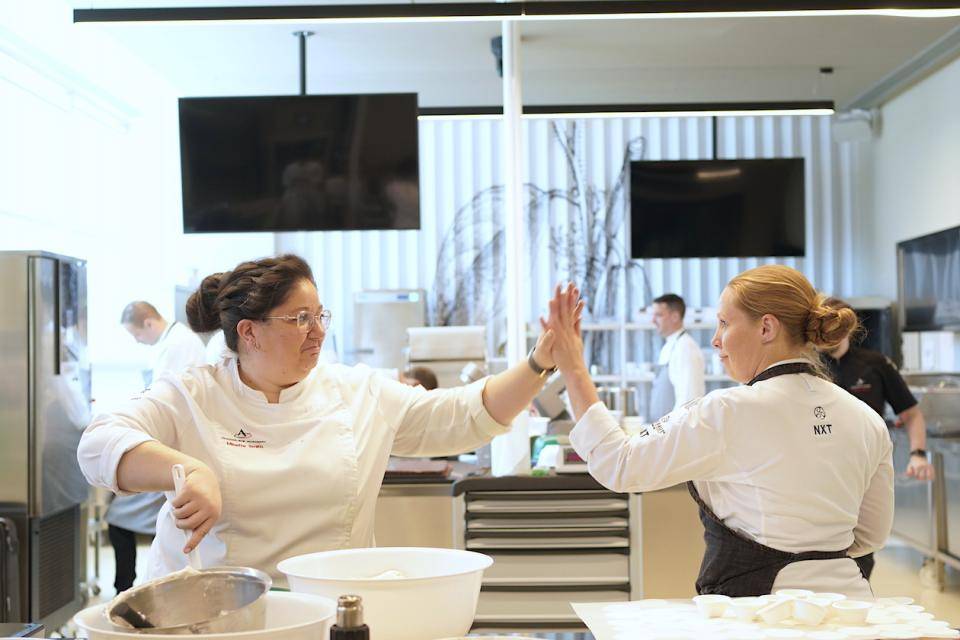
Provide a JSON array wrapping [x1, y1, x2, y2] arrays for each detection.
[[805, 300, 859, 349], [185, 254, 315, 352]]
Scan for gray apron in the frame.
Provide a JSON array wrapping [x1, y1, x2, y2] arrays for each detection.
[[688, 362, 871, 596], [649, 330, 685, 421], [106, 492, 166, 535]]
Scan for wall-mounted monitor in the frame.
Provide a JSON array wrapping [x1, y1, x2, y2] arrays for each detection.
[[630, 158, 805, 259], [179, 93, 420, 233], [898, 225, 960, 331]]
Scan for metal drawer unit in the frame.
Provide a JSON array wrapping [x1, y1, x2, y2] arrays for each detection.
[[454, 487, 640, 630]]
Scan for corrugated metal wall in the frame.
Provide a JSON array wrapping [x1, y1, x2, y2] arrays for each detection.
[[277, 114, 855, 362]]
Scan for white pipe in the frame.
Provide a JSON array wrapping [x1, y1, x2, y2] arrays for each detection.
[[501, 20, 525, 364]]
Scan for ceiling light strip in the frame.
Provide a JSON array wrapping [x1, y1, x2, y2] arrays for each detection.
[[73, 1, 960, 24], [417, 102, 835, 120]]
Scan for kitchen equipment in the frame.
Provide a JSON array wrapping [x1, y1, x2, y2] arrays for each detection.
[[278, 547, 492, 640], [555, 444, 588, 474], [105, 566, 271, 634], [76, 591, 335, 640], [0, 251, 90, 627], [912, 378, 960, 435]]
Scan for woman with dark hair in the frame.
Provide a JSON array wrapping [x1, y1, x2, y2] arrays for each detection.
[[78, 254, 579, 585], [551, 266, 894, 598]]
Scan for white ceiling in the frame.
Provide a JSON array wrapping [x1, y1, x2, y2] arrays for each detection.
[[73, 7, 960, 108]]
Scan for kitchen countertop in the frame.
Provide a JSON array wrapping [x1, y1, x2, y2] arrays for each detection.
[[381, 461, 610, 495]]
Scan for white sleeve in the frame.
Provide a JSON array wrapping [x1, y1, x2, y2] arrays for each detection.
[[569, 396, 727, 493], [669, 337, 706, 410], [76, 378, 187, 495], [379, 376, 510, 457], [849, 436, 894, 557]]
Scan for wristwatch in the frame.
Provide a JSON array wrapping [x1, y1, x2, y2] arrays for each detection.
[[527, 348, 558, 379], [910, 449, 927, 458]]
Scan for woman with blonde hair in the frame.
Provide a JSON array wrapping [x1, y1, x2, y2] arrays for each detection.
[[551, 265, 893, 597]]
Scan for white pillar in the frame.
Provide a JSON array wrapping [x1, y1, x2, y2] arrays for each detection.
[[501, 20, 525, 364]]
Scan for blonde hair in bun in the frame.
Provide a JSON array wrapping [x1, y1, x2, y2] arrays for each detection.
[[726, 265, 859, 350]]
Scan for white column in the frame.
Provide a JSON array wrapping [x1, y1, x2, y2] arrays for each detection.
[[501, 19, 525, 364]]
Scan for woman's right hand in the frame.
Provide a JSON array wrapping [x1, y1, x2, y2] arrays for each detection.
[[542, 282, 587, 374], [170, 464, 222, 554]]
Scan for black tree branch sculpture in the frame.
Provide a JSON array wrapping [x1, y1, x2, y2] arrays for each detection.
[[430, 121, 646, 369]]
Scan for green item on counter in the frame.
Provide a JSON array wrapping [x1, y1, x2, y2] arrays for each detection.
[[531, 435, 558, 462], [531, 466, 551, 477]]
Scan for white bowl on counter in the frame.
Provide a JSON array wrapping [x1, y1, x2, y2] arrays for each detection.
[[830, 599, 872, 624], [692, 594, 730, 618], [74, 591, 335, 639], [728, 596, 766, 621], [278, 547, 493, 640], [792, 597, 830, 625]]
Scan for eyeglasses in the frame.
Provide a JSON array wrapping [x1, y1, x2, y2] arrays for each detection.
[[264, 309, 332, 333]]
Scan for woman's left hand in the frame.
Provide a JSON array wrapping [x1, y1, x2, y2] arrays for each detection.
[[905, 455, 935, 481]]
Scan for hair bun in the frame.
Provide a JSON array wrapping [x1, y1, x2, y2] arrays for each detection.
[[186, 272, 226, 333], [805, 301, 858, 348]]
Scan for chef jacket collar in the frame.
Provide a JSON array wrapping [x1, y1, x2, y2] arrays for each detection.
[[157, 320, 176, 345], [226, 354, 310, 404], [750, 358, 813, 383], [664, 328, 686, 344]]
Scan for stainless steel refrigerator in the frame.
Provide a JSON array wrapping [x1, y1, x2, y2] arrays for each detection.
[[0, 251, 90, 628]]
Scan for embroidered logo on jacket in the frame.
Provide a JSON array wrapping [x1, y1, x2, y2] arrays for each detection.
[[814, 406, 827, 420], [221, 427, 266, 449]]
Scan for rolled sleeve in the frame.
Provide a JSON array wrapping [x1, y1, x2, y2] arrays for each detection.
[[78, 420, 155, 495], [76, 378, 185, 495], [569, 402, 623, 455], [391, 377, 510, 457]]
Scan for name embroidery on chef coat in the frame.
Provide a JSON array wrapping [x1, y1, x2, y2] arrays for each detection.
[[221, 427, 267, 449], [812, 406, 832, 436]]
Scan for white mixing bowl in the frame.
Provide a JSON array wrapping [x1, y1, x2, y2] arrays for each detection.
[[74, 591, 335, 640], [278, 547, 493, 640]]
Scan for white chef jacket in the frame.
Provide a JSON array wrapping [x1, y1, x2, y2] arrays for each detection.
[[152, 321, 207, 380], [203, 329, 230, 366], [77, 355, 508, 586], [658, 329, 706, 411], [570, 359, 894, 597]]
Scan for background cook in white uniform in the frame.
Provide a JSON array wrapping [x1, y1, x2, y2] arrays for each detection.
[[79, 255, 581, 585], [650, 294, 706, 418], [551, 267, 894, 597], [108, 302, 209, 590]]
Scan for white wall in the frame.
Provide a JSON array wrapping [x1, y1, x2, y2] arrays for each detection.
[[0, 0, 274, 373], [853, 55, 960, 299]]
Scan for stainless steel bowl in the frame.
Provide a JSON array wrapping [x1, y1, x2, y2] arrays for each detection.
[[105, 566, 272, 635]]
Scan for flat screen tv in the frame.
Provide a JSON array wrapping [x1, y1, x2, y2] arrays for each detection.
[[179, 94, 420, 233], [898, 225, 960, 330], [630, 158, 805, 258]]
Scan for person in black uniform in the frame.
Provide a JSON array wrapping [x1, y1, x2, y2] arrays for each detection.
[[821, 297, 934, 580], [821, 297, 935, 482]]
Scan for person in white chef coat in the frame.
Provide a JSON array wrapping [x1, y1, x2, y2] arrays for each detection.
[[121, 301, 207, 383], [649, 293, 706, 419], [78, 255, 578, 586], [108, 301, 208, 591], [549, 266, 894, 598]]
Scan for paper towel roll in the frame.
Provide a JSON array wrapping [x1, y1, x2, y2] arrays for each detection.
[[491, 413, 531, 477]]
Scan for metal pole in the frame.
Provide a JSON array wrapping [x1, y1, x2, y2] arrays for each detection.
[[501, 20, 525, 364], [293, 31, 314, 96]]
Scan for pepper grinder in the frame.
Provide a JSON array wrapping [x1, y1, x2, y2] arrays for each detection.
[[330, 595, 370, 639]]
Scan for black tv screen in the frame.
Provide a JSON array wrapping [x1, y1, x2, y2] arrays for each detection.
[[630, 159, 805, 258], [898, 225, 960, 330], [179, 94, 420, 233]]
